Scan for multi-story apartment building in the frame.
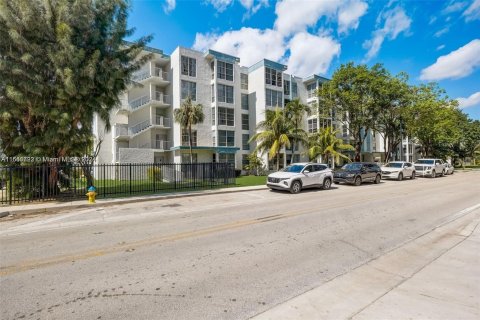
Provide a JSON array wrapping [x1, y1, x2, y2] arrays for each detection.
[[93, 44, 420, 169]]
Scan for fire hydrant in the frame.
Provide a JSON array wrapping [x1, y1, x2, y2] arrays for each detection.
[[86, 186, 97, 203]]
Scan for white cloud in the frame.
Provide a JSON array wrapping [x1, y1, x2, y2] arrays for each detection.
[[338, 0, 369, 34], [193, 28, 286, 67], [363, 6, 411, 61], [206, 0, 233, 12], [436, 44, 446, 51], [286, 32, 341, 77], [434, 27, 449, 38], [163, 0, 176, 13], [457, 92, 480, 109], [463, 0, 480, 21], [442, 1, 468, 14], [420, 39, 480, 80]]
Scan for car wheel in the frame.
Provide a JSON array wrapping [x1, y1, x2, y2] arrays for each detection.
[[354, 176, 362, 186], [441, 170, 445, 177], [290, 180, 302, 194], [374, 174, 381, 184], [431, 170, 436, 178], [323, 178, 332, 190], [397, 172, 403, 181], [411, 171, 416, 179]]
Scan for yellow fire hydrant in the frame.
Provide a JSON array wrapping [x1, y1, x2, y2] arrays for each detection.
[[86, 186, 97, 203]]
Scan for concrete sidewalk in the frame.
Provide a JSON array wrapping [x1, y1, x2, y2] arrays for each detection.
[[0, 185, 268, 219], [252, 207, 480, 320]]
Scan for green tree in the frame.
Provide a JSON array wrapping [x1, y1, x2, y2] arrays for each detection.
[[452, 116, 480, 167], [245, 152, 264, 176], [285, 98, 310, 161], [307, 126, 354, 167], [250, 107, 291, 171], [0, 0, 151, 159], [318, 63, 380, 161], [173, 96, 205, 163], [404, 83, 460, 157]]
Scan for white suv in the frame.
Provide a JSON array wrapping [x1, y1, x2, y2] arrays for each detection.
[[267, 163, 333, 194], [414, 159, 446, 178]]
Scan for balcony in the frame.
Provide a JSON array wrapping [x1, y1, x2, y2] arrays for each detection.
[[129, 92, 170, 111], [114, 124, 129, 140], [131, 140, 171, 150], [128, 116, 172, 136], [132, 67, 169, 84]]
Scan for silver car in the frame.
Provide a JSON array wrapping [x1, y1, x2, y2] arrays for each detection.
[[267, 163, 333, 194], [444, 163, 455, 175], [381, 161, 416, 180], [414, 159, 446, 177]]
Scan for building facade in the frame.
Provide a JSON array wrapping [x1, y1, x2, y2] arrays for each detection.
[[93, 44, 420, 169]]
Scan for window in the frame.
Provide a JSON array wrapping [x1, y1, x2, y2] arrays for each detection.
[[218, 130, 235, 146], [181, 56, 196, 77], [211, 84, 215, 102], [218, 107, 235, 126], [181, 153, 198, 163], [265, 89, 283, 107], [241, 94, 249, 110], [241, 73, 248, 90], [181, 80, 196, 100], [217, 61, 234, 81], [242, 154, 249, 168], [219, 153, 235, 164], [217, 84, 234, 104], [241, 114, 249, 130], [292, 82, 298, 98], [284, 80, 290, 95], [307, 83, 317, 98], [211, 61, 214, 79], [211, 107, 215, 125], [181, 130, 197, 146], [313, 164, 328, 171], [308, 118, 318, 133], [242, 134, 250, 150], [265, 67, 282, 87]]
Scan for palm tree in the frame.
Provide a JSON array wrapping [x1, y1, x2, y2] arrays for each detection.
[[250, 107, 291, 171], [173, 96, 205, 163], [308, 126, 354, 167], [285, 98, 311, 163]]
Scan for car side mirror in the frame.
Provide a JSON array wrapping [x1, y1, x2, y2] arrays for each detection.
[[303, 170, 310, 174]]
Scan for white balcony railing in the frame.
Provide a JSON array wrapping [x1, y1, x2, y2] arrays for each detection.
[[129, 92, 170, 110], [114, 124, 129, 137], [132, 68, 168, 82], [129, 120, 151, 135], [128, 116, 171, 136]]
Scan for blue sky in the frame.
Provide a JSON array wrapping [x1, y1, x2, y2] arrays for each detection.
[[126, 0, 480, 120]]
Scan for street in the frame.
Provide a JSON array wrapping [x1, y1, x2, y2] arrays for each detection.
[[1, 171, 479, 320]]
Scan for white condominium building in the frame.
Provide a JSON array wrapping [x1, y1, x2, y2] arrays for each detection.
[[92, 44, 418, 168]]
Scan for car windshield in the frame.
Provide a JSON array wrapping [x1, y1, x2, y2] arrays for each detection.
[[342, 163, 362, 171], [385, 162, 403, 168], [415, 160, 434, 165], [282, 165, 305, 173]]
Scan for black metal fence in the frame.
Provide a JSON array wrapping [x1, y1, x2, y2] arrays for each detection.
[[0, 162, 235, 205]]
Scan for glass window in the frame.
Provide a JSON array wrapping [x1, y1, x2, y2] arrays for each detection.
[[218, 107, 235, 126], [218, 130, 235, 146], [284, 80, 290, 95], [181, 153, 198, 163], [308, 118, 318, 133], [181, 56, 196, 77], [217, 84, 234, 104], [241, 94, 249, 110], [181, 80, 196, 100], [242, 114, 249, 130], [219, 153, 235, 164], [265, 89, 283, 107], [241, 73, 248, 90], [265, 67, 282, 87], [292, 82, 298, 98], [217, 61, 234, 81], [242, 134, 250, 150], [307, 83, 317, 98], [181, 130, 197, 146], [242, 154, 249, 168]]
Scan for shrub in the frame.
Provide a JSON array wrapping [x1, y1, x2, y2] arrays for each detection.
[[147, 167, 162, 181], [235, 169, 242, 177]]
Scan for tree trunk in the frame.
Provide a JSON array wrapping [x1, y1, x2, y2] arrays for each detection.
[[276, 151, 280, 171]]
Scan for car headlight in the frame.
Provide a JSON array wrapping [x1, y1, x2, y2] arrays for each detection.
[[346, 173, 355, 177]]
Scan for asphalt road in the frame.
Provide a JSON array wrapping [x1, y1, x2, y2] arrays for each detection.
[[1, 171, 479, 320]]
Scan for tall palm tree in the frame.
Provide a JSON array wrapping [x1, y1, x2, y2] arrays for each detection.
[[285, 98, 311, 163], [173, 96, 205, 163], [308, 126, 354, 167], [250, 107, 291, 171]]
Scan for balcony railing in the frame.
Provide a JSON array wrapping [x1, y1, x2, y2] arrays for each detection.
[[114, 124, 129, 137], [129, 120, 151, 135], [153, 116, 171, 127], [132, 68, 168, 82], [129, 92, 170, 110], [128, 116, 171, 136]]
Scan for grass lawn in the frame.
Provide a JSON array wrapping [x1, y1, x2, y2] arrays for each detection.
[[235, 175, 267, 187]]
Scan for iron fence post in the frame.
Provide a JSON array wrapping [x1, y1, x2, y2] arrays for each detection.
[[129, 163, 132, 194], [8, 166, 13, 205]]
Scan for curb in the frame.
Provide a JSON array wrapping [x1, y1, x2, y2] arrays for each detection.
[[1, 185, 268, 220]]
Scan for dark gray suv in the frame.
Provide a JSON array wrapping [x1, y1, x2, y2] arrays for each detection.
[[333, 162, 382, 186]]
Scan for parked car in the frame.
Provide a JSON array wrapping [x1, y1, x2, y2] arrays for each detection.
[[444, 162, 455, 175], [381, 161, 416, 180], [414, 159, 446, 177], [333, 162, 382, 186], [267, 163, 333, 194]]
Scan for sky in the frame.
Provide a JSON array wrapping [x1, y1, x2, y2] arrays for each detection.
[[126, 0, 480, 120]]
